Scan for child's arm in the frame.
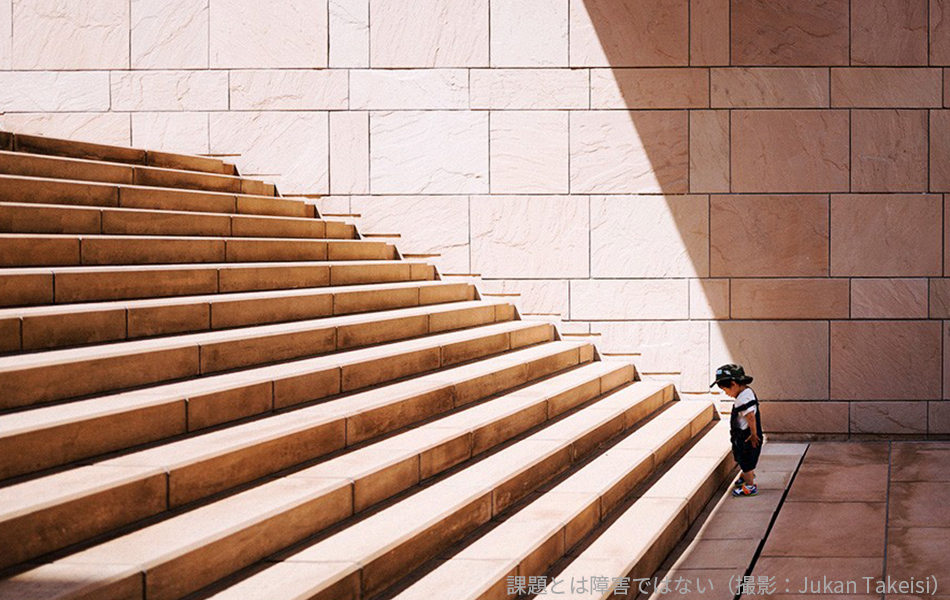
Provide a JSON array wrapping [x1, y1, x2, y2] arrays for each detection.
[[746, 410, 760, 447]]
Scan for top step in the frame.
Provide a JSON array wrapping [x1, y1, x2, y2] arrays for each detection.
[[0, 131, 236, 176]]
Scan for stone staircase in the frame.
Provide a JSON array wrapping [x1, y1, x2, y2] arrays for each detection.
[[0, 131, 735, 600]]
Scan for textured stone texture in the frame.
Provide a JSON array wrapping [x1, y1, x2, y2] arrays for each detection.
[[131, 0, 208, 69], [0, 0, 9, 70], [111, 71, 229, 111], [731, 0, 849, 66], [590, 321, 708, 391], [730, 279, 849, 319], [830, 194, 942, 277], [1, 113, 131, 146], [569, 0, 689, 66], [131, 113, 208, 154], [710, 195, 829, 277], [590, 69, 708, 109], [471, 196, 588, 278], [590, 195, 708, 278], [690, 0, 729, 65], [851, 402, 929, 435], [490, 111, 568, 194], [711, 68, 829, 108], [831, 321, 942, 400], [370, 0, 488, 67], [470, 69, 587, 109], [762, 402, 849, 434], [690, 279, 729, 319], [351, 70, 467, 110], [0, 72, 110, 112], [490, 0, 567, 67], [230, 71, 348, 110], [852, 0, 928, 65], [329, 112, 369, 195], [370, 112, 488, 195], [571, 280, 689, 320], [479, 279, 568, 315], [851, 110, 928, 192], [831, 68, 942, 107], [935, 0, 950, 64], [12, 0, 129, 69], [329, 0, 369, 67], [711, 321, 830, 400], [731, 110, 849, 193], [570, 111, 688, 193], [931, 110, 950, 191], [689, 110, 729, 193], [210, 0, 327, 68], [930, 279, 950, 318], [851, 279, 929, 319]]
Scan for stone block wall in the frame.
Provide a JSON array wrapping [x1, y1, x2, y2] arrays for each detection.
[[1, 0, 949, 436]]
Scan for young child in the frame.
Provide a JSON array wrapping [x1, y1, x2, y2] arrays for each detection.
[[711, 364, 762, 497]]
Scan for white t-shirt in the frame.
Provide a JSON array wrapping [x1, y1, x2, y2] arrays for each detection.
[[734, 388, 757, 430]]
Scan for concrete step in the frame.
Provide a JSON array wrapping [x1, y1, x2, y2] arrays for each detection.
[[539, 420, 735, 599], [10, 133, 236, 175], [0, 320, 556, 479], [0, 175, 302, 218], [0, 259, 436, 307], [0, 150, 274, 196], [0, 376, 668, 600], [0, 202, 355, 239], [0, 234, 395, 267], [0, 344, 611, 569], [0, 280, 474, 352], [393, 401, 718, 600], [0, 300, 518, 409]]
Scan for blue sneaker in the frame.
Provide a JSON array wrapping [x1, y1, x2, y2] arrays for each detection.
[[734, 476, 746, 488], [732, 483, 757, 497]]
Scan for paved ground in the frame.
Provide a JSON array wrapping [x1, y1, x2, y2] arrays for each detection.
[[646, 441, 950, 600]]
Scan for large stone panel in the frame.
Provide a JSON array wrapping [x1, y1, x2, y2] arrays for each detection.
[[490, 111, 568, 194], [690, 279, 729, 319], [731, 110, 849, 193], [370, 0, 488, 67], [370, 111, 488, 194], [131, 0, 208, 69], [851, 402, 928, 435], [851, 0, 928, 66], [851, 278, 928, 319], [932, 0, 950, 64], [689, 110, 729, 193], [329, 112, 369, 195], [210, 112, 329, 194], [762, 401, 849, 434], [831, 321, 941, 400], [230, 70, 348, 110], [731, 0, 849, 66], [570, 279, 689, 320], [710, 68, 829, 108], [110, 71, 229, 111], [478, 280, 569, 315], [690, 0, 729, 65], [210, 0, 327, 68], [12, 0, 129, 69], [570, 111, 688, 193], [0, 72, 110, 112], [590, 68, 708, 109], [1, 113, 131, 146], [329, 0, 369, 67], [0, 0, 9, 69], [831, 68, 942, 107], [471, 195, 588, 278], [569, 0, 688, 66], [710, 321, 829, 400], [931, 111, 950, 191], [851, 110, 928, 192], [710, 195, 829, 277], [590, 321, 708, 391], [470, 69, 588, 110], [351, 70, 468, 110], [132, 112, 209, 154], [490, 0, 567, 67], [830, 194, 942, 277], [730, 279, 849, 319], [590, 195, 708, 278]]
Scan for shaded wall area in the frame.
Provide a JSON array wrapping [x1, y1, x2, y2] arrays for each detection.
[[0, 0, 949, 436]]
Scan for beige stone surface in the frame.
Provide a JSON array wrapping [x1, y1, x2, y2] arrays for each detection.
[[731, 110, 849, 193], [710, 321, 829, 400], [831, 68, 942, 107], [591, 68, 708, 109], [0, 0, 9, 70], [831, 321, 941, 400], [761, 401, 849, 434], [830, 194, 942, 277], [731, 279, 849, 319], [370, 0, 488, 67], [851, 402, 928, 434], [851, 110, 928, 192], [210, 0, 327, 68], [490, 111, 568, 194], [852, 278, 928, 319], [131, 0, 208, 69], [711, 68, 829, 108], [852, 0, 928, 65], [731, 0, 849, 66], [12, 0, 129, 69], [570, 279, 689, 320], [229, 70, 347, 110], [590, 321, 708, 391], [710, 195, 829, 277], [329, 112, 369, 195], [111, 71, 228, 111], [478, 279, 569, 315], [350, 69, 468, 110], [0, 72, 110, 112], [329, 0, 369, 67], [931, 110, 950, 191], [689, 110, 729, 193], [690, 279, 729, 319], [690, 0, 728, 65], [935, 0, 950, 64], [569, 0, 689, 66], [471, 195, 588, 278], [1, 113, 131, 146], [490, 0, 566, 67], [590, 195, 708, 278], [370, 111, 488, 194], [131, 113, 208, 154], [470, 69, 587, 109], [570, 111, 688, 193]]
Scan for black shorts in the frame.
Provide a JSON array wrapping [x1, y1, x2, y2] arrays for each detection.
[[731, 433, 761, 472]]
